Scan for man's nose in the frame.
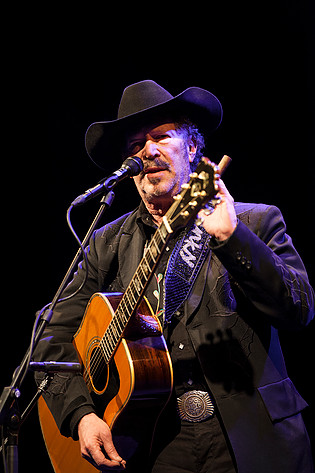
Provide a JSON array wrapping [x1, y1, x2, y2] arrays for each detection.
[[143, 140, 160, 159]]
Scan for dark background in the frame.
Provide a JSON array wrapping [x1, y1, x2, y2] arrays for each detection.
[[1, 1, 314, 470]]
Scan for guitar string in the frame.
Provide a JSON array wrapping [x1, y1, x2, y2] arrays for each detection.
[[82, 248, 157, 389], [83, 203, 180, 387], [82, 228, 166, 389], [82, 188, 207, 388], [81, 168, 215, 390]]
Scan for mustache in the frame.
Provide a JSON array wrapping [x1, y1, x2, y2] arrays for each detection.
[[142, 158, 170, 173]]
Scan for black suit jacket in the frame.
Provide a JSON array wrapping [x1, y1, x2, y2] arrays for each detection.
[[34, 202, 314, 473]]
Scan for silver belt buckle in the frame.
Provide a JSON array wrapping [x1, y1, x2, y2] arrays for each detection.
[[177, 390, 215, 422]]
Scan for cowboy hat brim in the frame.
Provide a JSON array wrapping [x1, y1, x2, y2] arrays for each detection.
[[85, 86, 223, 170]]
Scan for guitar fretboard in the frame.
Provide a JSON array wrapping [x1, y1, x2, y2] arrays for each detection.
[[100, 221, 171, 362], [96, 157, 217, 363]]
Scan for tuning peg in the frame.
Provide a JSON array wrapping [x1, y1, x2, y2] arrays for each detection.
[[203, 208, 213, 216], [211, 197, 222, 207], [202, 202, 215, 216], [180, 210, 190, 217], [196, 216, 204, 226], [201, 196, 222, 216]]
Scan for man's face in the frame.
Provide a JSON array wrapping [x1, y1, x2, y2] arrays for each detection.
[[126, 122, 195, 208]]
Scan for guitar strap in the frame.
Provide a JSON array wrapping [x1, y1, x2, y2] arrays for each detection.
[[164, 224, 211, 324]]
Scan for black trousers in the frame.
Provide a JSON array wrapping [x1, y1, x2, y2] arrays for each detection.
[[150, 414, 237, 473], [144, 392, 237, 473], [124, 393, 237, 473]]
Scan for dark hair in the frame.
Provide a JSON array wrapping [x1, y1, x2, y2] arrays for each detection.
[[122, 116, 206, 168], [174, 118, 206, 171]]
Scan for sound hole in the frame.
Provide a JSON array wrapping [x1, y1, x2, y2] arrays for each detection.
[[89, 348, 121, 413], [89, 344, 108, 393]]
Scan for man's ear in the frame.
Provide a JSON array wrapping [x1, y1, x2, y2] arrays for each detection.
[[187, 137, 197, 163]]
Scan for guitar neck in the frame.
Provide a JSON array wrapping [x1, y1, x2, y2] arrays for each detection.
[[99, 157, 219, 362], [101, 218, 173, 362]]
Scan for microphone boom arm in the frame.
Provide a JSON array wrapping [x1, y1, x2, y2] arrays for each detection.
[[71, 156, 143, 207]]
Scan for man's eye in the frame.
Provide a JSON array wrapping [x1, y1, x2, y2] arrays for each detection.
[[129, 142, 143, 154]]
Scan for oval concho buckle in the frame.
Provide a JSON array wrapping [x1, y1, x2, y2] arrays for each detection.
[[177, 390, 215, 422]]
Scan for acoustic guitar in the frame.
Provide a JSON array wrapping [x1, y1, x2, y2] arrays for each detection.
[[38, 157, 222, 472]]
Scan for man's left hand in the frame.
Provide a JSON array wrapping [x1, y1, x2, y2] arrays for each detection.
[[199, 179, 237, 241]]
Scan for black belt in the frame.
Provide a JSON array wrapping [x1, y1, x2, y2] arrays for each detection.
[[177, 390, 215, 422]]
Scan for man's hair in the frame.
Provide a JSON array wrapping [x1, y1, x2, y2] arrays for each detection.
[[122, 117, 206, 169], [175, 118, 206, 171]]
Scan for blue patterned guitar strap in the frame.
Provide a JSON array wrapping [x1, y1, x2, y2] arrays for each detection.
[[164, 224, 211, 324]]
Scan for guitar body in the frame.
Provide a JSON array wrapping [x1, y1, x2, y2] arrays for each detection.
[[39, 292, 173, 473]]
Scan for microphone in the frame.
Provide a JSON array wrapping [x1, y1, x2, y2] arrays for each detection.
[[71, 156, 143, 206], [29, 361, 82, 373]]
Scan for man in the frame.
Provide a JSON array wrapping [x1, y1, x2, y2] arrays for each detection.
[[34, 80, 314, 472]]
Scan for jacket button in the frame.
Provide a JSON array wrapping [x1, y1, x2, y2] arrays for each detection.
[[245, 261, 252, 270]]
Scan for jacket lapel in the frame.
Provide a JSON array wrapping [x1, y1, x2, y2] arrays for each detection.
[[183, 250, 212, 324], [118, 224, 144, 291]]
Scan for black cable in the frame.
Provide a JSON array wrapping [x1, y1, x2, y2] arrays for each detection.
[[19, 204, 90, 389], [1, 196, 107, 472], [61, 204, 89, 302]]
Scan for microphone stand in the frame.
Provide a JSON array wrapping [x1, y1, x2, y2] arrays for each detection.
[[0, 189, 115, 473]]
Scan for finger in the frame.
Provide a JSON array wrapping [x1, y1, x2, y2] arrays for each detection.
[[78, 414, 126, 470], [82, 445, 126, 470], [100, 425, 126, 467], [217, 179, 234, 203]]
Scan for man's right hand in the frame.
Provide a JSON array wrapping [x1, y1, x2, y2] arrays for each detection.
[[78, 413, 126, 470]]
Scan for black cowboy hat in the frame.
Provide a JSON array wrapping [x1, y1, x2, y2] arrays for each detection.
[[85, 80, 223, 169]]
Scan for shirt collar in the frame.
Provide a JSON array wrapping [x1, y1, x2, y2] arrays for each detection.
[[136, 200, 158, 239]]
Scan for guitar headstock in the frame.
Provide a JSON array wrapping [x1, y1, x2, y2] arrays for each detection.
[[165, 157, 220, 232]]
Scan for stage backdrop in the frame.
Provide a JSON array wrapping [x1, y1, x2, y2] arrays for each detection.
[[1, 2, 314, 470]]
